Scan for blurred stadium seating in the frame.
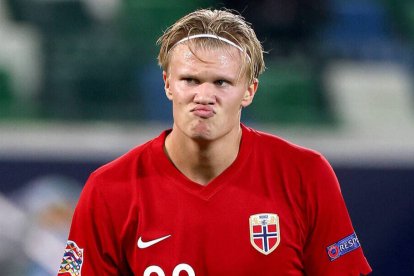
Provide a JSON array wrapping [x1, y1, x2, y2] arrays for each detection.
[[1, 0, 412, 125], [248, 57, 333, 125], [0, 0, 414, 275]]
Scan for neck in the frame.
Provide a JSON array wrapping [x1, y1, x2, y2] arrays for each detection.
[[164, 126, 242, 185]]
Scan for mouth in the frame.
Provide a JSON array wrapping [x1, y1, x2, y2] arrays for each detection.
[[191, 105, 216, 119]]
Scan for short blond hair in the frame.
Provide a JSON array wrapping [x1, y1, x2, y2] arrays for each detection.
[[157, 8, 265, 84]]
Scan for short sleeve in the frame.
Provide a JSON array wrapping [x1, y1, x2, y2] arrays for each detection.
[[57, 173, 121, 275], [302, 155, 372, 275]]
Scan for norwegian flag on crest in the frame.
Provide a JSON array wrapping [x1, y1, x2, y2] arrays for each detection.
[[249, 213, 280, 255]]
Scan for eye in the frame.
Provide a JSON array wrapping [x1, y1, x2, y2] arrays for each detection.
[[215, 80, 228, 87], [183, 77, 199, 85]]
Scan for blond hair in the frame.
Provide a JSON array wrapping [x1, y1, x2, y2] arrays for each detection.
[[157, 8, 265, 84]]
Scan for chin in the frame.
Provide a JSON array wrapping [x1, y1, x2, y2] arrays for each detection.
[[189, 129, 213, 141], [188, 123, 215, 141]]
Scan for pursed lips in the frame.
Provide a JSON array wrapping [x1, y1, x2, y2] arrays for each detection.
[[191, 105, 216, 118]]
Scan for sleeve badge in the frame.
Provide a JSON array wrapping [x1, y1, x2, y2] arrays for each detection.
[[58, 240, 84, 276], [326, 232, 361, 261]]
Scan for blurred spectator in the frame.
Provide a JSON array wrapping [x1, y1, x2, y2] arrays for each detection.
[[0, 175, 81, 275], [0, 0, 41, 108]]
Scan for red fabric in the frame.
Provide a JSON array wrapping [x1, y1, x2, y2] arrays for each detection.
[[59, 124, 371, 275]]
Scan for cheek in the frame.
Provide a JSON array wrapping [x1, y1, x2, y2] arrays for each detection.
[[173, 92, 190, 106], [226, 92, 245, 108], [172, 81, 194, 99], [171, 91, 191, 112], [218, 98, 242, 116]]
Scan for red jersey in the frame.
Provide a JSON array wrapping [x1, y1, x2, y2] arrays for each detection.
[[59, 125, 371, 275]]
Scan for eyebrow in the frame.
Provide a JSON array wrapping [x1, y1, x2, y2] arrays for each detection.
[[178, 71, 237, 83]]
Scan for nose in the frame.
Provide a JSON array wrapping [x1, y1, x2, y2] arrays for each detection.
[[194, 83, 216, 105]]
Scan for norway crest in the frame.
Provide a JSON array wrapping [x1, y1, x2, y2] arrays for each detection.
[[249, 213, 280, 255]]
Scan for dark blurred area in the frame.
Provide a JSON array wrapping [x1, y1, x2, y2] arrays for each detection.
[[222, 0, 329, 55]]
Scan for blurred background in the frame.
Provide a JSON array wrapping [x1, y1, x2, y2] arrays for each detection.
[[0, 0, 413, 274]]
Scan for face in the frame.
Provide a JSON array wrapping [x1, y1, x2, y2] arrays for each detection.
[[163, 44, 258, 142]]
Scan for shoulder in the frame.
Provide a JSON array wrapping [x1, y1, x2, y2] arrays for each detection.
[[245, 125, 327, 166], [90, 141, 149, 183], [75, 133, 166, 223], [84, 131, 166, 196], [244, 126, 337, 192]]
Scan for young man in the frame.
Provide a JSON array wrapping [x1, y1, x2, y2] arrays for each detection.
[[59, 8, 371, 275]]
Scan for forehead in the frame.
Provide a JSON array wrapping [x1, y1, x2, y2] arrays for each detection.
[[168, 44, 245, 75]]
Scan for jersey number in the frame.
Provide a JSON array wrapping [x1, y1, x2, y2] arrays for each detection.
[[143, 263, 195, 276]]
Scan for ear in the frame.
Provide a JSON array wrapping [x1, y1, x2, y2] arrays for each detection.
[[241, 78, 259, 108], [163, 71, 173, 101]]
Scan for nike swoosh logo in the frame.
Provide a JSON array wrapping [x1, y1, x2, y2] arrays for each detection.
[[137, 235, 171, 249]]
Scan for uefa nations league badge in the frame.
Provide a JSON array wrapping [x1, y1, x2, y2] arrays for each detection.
[[58, 240, 84, 276], [249, 213, 280, 255]]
